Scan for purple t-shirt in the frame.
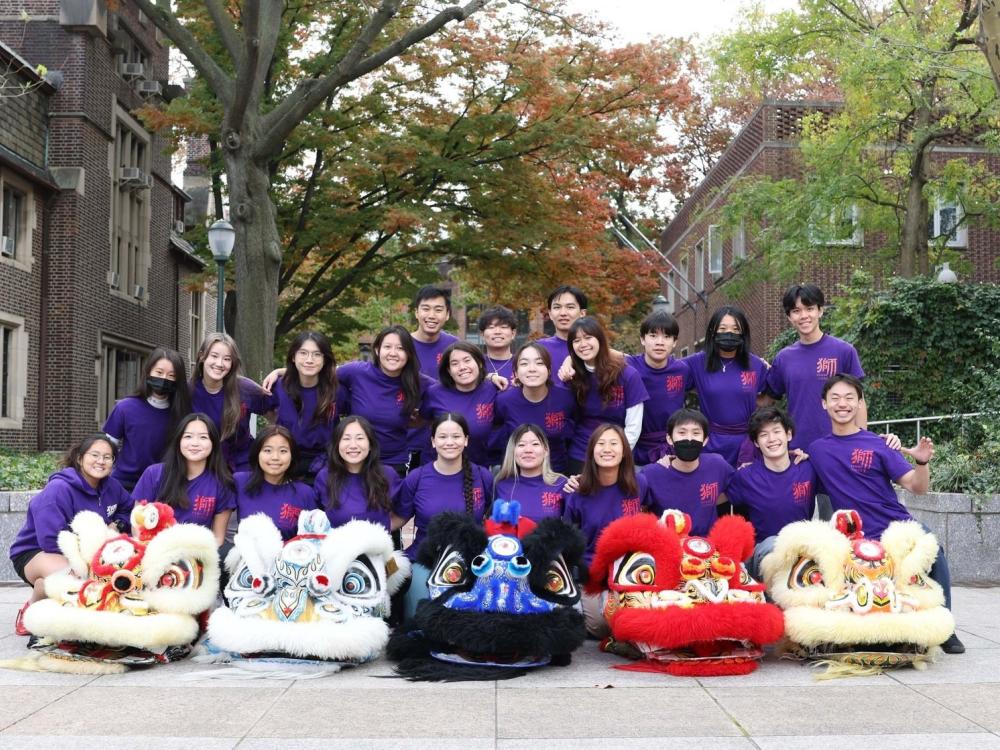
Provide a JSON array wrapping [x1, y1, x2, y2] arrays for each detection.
[[536, 336, 570, 370], [397, 462, 494, 560], [563, 473, 649, 566], [412, 332, 459, 380], [190, 376, 272, 472], [807, 430, 915, 538], [494, 474, 569, 521], [267, 379, 347, 464], [484, 355, 514, 381], [10, 469, 133, 558], [102, 396, 174, 488], [494, 385, 578, 473], [421, 381, 499, 466], [765, 334, 865, 450], [726, 459, 817, 544], [684, 351, 768, 466], [642, 452, 735, 537], [234, 472, 319, 540], [626, 354, 692, 465], [338, 361, 432, 466], [569, 365, 649, 461], [131, 462, 236, 529], [313, 465, 402, 531]]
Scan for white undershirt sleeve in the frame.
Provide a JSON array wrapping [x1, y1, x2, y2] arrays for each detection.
[[624, 403, 644, 448]]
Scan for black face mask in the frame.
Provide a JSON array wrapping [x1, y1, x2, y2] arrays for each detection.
[[147, 377, 176, 396], [672, 439, 704, 462], [715, 333, 742, 353]]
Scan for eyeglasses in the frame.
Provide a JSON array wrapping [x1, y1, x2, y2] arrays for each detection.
[[85, 452, 115, 464], [295, 350, 324, 361]]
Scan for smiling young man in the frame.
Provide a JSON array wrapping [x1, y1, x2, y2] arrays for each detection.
[[477, 305, 518, 380], [627, 311, 692, 465], [410, 286, 459, 380], [537, 285, 587, 367], [808, 374, 964, 654], [762, 284, 866, 451], [726, 406, 816, 578]]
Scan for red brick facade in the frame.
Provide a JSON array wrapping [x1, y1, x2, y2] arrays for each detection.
[[0, 1, 211, 452], [658, 101, 1000, 356]]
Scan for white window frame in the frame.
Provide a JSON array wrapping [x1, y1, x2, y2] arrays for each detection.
[[810, 203, 863, 247], [189, 290, 204, 366], [708, 225, 723, 276], [679, 253, 689, 301], [930, 200, 967, 248], [110, 107, 151, 304], [666, 270, 676, 313], [732, 221, 746, 261], [0, 312, 28, 429], [694, 239, 705, 291], [0, 170, 36, 272]]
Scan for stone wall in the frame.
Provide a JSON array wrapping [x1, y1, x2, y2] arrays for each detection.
[[0, 490, 34, 583]]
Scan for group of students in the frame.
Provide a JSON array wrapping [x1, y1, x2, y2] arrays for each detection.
[[7, 282, 963, 653]]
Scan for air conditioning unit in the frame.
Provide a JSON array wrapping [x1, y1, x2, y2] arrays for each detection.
[[121, 62, 144, 79], [136, 80, 162, 96], [133, 284, 146, 300], [107, 270, 120, 289], [0, 236, 13, 257], [119, 166, 143, 183], [139, 174, 154, 190], [173, 220, 186, 233]]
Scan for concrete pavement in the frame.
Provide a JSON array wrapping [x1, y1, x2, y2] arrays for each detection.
[[0, 584, 997, 749]]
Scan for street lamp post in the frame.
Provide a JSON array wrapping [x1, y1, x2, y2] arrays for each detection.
[[208, 219, 235, 333], [936, 262, 958, 284], [651, 294, 670, 315]]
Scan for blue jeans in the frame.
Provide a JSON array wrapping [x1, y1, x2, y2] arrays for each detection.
[[404, 562, 431, 622]]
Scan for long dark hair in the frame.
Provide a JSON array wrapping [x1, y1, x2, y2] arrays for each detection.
[[282, 331, 338, 428], [577, 423, 638, 496], [62, 433, 118, 471], [438, 341, 486, 390], [513, 341, 552, 387], [158, 412, 232, 510], [131, 347, 192, 438], [431, 411, 475, 515], [373, 325, 422, 416], [568, 317, 625, 407], [190, 333, 243, 440], [324, 416, 392, 513], [245, 424, 296, 496], [705, 305, 751, 372]]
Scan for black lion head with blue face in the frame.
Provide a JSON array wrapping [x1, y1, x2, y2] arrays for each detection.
[[387, 503, 587, 681]]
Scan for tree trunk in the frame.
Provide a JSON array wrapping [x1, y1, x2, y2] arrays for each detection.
[[899, 104, 932, 278], [222, 146, 282, 381], [980, 0, 1000, 95]]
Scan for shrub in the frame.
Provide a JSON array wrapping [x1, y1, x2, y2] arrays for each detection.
[[0, 450, 60, 491]]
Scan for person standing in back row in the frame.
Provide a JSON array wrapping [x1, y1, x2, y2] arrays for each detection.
[[536, 285, 588, 367]]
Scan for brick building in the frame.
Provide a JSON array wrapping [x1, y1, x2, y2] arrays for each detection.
[[658, 100, 1000, 356], [0, 1, 215, 453]]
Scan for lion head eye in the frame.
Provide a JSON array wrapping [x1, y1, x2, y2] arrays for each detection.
[[428, 546, 470, 598], [613, 553, 657, 587], [789, 557, 825, 588]]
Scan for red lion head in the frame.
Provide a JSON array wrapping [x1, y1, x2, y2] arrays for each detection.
[[587, 510, 784, 676]]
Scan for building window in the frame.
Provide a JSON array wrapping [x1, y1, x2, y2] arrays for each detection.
[[0, 171, 34, 271], [810, 204, 862, 246], [929, 200, 967, 248], [0, 312, 27, 428], [667, 270, 676, 312], [99, 337, 148, 423], [190, 291, 204, 364], [708, 225, 723, 275], [117, 33, 149, 78], [694, 240, 705, 291], [732, 221, 746, 261], [111, 110, 151, 300]]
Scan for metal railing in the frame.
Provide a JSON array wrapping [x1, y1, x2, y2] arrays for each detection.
[[868, 412, 985, 441]]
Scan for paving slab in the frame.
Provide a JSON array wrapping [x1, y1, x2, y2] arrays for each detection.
[[498, 740, 757, 750], [706, 684, 983, 736], [0, 738, 239, 750], [239, 739, 495, 750], [912, 684, 1000, 732], [752, 734, 1000, 750], [497, 686, 741, 738], [0, 686, 82, 731]]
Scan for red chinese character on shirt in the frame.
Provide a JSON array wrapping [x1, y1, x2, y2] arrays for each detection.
[[816, 357, 838, 378], [792, 481, 813, 503], [395, 390, 404, 404], [609, 385, 625, 406], [192, 495, 216, 517], [850, 449, 874, 473], [472, 487, 484, 512], [544, 411, 566, 431], [620, 497, 641, 515], [699, 482, 720, 506], [740, 371, 757, 390], [436, 352, 444, 364], [665, 375, 685, 393], [279, 503, 303, 525], [542, 492, 562, 510], [475, 402, 494, 423]]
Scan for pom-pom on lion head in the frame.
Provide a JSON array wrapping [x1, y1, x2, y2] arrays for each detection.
[[762, 510, 954, 670], [587, 510, 784, 676]]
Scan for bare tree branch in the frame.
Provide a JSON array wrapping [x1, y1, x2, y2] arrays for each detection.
[[202, 0, 244, 66]]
